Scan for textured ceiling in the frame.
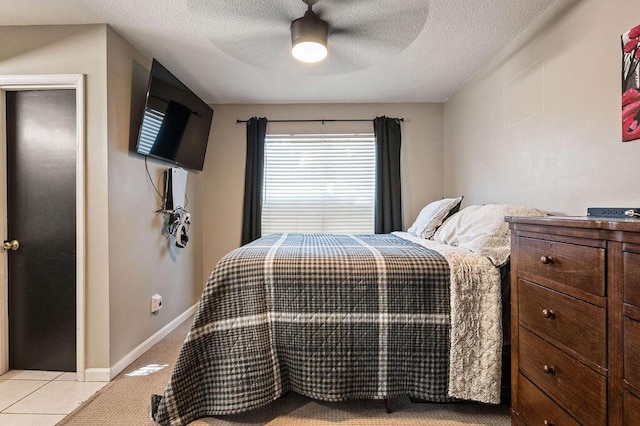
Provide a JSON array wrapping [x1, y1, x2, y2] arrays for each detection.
[[0, 0, 557, 104]]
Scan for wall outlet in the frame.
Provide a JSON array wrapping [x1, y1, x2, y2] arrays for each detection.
[[151, 294, 162, 313]]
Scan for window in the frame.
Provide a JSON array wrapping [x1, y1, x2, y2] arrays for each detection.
[[262, 133, 375, 235]]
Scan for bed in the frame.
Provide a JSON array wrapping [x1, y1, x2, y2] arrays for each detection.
[[151, 203, 545, 426]]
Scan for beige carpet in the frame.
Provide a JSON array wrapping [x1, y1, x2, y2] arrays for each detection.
[[59, 317, 510, 425]]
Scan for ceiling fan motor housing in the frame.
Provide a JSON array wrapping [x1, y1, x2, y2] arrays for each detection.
[[290, 10, 329, 50]]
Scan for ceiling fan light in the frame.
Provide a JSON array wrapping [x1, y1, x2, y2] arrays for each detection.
[[291, 10, 329, 63], [292, 41, 327, 63]]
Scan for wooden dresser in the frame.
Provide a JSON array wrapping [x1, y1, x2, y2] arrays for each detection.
[[506, 216, 640, 425]]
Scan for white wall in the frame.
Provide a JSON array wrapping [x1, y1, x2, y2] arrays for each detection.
[[202, 103, 444, 276], [443, 0, 640, 215]]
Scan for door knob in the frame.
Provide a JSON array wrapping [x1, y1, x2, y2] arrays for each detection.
[[2, 239, 19, 252]]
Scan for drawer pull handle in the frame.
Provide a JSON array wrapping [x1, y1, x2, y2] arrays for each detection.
[[543, 421, 554, 426], [540, 255, 554, 264], [542, 309, 555, 319], [543, 364, 556, 374]]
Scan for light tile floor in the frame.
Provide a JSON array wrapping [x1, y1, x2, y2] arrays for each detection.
[[0, 370, 106, 425]]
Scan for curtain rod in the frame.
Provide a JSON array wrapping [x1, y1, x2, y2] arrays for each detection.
[[236, 118, 404, 124]]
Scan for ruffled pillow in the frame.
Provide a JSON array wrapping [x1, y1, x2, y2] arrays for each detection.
[[407, 197, 464, 239]]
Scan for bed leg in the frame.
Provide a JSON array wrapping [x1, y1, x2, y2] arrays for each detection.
[[384, 398, 393, 414]]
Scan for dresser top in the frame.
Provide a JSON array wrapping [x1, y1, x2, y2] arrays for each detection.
[[505, 215, 640, 232]]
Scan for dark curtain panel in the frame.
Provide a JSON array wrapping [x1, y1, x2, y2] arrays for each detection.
[[373, 116, 403, 234], [241, 117, 267, 245]]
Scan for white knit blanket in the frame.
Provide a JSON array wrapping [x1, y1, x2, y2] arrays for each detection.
[[395, 232, 503, 404]]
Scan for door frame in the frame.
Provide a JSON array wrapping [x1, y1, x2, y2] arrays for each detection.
[[0, 74, 86, 381]]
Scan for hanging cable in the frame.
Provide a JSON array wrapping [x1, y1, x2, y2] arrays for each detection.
[[145, 156, 164, 207]]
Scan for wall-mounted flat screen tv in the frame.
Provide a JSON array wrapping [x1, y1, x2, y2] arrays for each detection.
[[134, 59, 213, 171]]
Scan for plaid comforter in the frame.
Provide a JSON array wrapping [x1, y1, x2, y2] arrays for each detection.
[[152, 233, 454, 425]]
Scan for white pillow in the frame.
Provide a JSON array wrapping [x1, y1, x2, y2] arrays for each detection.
[[407, 197, 463, 239], [433, 204, 546, 266]]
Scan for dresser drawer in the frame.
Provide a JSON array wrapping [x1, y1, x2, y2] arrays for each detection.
[[518, 374, 580, 426], [624, 316, 640, 388], [519, 327, 606, 425], [624, 250, 640, 308], [624, 390, 640, 424], [517, 236, 605, 296], [518, 279, 606, 366]]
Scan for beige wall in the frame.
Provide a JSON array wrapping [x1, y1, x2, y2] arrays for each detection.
[[105, 28, 203, 364], [0, 24, 111, 368], [203, 103, 444, 275], [12, 0, 631, 371], [0, 24, 204, 372], [443, 0, 640, 215]]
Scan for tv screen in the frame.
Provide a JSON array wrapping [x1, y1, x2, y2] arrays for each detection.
[[135, 59, 213, 171]]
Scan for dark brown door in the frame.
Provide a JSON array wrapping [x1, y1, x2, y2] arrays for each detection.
[[6, 90, 76, 371]]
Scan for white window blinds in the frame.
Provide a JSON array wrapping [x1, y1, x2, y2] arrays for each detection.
[[262, 133, 375, 235]]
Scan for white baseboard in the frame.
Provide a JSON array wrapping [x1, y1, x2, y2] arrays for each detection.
[[83, 304, 197, 382], [84, 368, 111, 382]]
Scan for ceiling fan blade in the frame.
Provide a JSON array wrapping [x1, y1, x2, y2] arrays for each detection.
[[195, 0, 430, 76], [321, 45, 372, 74], [329, 4, 429, 56], [329, 27, 406, 54], [323, 0, 428, 39], [186, 0, 297, 28], [208, 34, 294, 72]]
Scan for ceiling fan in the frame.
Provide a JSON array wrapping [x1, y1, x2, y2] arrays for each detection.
[[187, 0, 430, 75], [290, 0, 329, 63]]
